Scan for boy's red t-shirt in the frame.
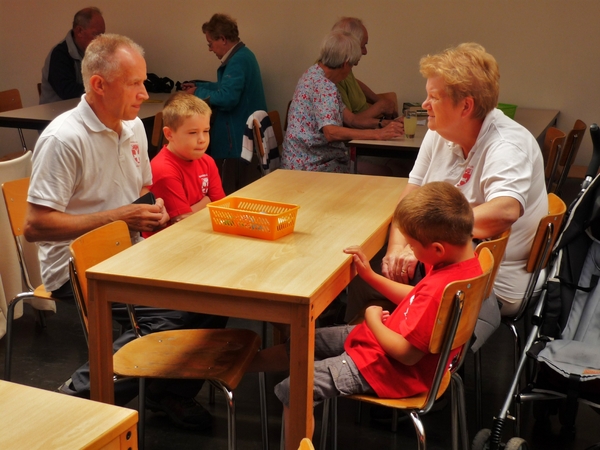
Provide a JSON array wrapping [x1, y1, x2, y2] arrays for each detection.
[[344, 255, 482, 399]]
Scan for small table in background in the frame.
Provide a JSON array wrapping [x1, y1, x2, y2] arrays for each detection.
[[349, 107, 560, 173]]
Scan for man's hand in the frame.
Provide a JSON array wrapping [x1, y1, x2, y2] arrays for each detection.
[[117, 197, 169, 232], [381, 244, 418, 283]]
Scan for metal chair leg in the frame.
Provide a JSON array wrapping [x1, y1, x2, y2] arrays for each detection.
[[258, 372, 269, 450], [4, 293, 31, 381], [320, 398, 330, 450], [214, 382, 236, 450], [409, 411, 426, 450], [474, 349, 483, 430], [138, 378, 146, 450]]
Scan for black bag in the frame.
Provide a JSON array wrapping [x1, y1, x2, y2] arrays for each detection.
[[144, 73, 174, 93]]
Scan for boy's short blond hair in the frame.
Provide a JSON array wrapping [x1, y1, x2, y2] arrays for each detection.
[[162, 92, 211, 132], [393, 182, 473, 247], [419, 42, 499, 120]]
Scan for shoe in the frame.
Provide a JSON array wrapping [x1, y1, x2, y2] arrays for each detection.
[[57, 378, 89, 399], [146, 393, 212, 430]]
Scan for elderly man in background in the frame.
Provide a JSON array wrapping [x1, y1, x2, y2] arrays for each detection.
[[27, 33, 221, 431], [282, 31, 403, 174], [347, 43, 547, 352], [40, 6, 105, 104], [183, 13, 267, 194], [332, 17, 398, 121]]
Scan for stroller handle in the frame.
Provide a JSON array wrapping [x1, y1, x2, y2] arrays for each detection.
[[587, 123, 600, 180]]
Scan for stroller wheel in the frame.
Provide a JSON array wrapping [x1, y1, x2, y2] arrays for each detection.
[[505, 437, 529, 450], [472, 428, 491, 450]]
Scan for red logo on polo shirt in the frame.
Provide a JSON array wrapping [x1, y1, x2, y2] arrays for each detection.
[[456, 166, 473, 187], [131, 143, 140, 165]]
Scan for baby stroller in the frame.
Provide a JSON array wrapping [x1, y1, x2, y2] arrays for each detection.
[[472, 123, 600, 450]]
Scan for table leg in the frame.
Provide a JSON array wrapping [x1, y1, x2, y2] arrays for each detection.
[[286, 303, 315, 450], [88, 279, 116, 403], [349, 146, 358, 174]]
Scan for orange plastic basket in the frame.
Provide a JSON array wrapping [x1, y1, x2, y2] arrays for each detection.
[[207, 197, 300, 240]]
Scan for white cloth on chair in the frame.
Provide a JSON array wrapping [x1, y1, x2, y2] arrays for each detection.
[[243, 110, 280, 173]]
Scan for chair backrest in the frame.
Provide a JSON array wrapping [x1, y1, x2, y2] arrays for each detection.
[[0, 89, 23, 113], [1, 160, 43, 296], [542, 127, 567, 189], [553, 119, 587, 195], [69, 221, 133, 334], [151, 111, 164, 149], [268, 110, 283, 150], [284, 100, 292, 131], [298, 438, 315, 450], [475, 229, 511, 299], [0, 89, 28, 151], [429, 247, 493, 355], [526, 193, 566, 273], [253, 118, 266, 159]]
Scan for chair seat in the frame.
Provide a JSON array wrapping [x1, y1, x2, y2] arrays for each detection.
[[33, 284, 54, 300], [347, 370, 450, 410], [113, 328, 261, 390]]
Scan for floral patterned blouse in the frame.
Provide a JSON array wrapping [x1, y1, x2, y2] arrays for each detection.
[[281, 64, 349, 172]]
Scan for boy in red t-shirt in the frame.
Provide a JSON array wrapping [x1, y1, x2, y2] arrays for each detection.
[[249, 181, 482, 441], [147, 92, 225, 235]]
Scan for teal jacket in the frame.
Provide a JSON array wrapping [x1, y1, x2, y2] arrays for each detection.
[[194, 43, 267, 159]]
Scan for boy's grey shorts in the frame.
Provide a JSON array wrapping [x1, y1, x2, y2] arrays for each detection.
[[274, 325, 375, 407]]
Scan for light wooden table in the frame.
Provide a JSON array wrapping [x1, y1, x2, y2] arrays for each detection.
[[86, 170, 406, 450], [0, 93, 170, 131], [0, 380, 138, 449], [349, 107, 560, 173]]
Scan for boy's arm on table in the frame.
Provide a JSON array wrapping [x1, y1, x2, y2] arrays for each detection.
[[344, 245, 412, 305]]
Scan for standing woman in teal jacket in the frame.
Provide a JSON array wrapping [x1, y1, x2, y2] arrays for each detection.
[[183, 13, 267, 194]]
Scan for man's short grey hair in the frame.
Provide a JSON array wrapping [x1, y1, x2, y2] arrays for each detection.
[[319, 31, 361, 69], [73, 6, 102, 29], [82, 34, 144, 92], [331, 17, 365, 43]]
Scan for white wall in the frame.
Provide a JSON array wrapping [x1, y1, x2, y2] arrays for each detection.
[[1, 0, 600, 166]]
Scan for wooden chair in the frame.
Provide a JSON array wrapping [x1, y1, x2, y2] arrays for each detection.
[[69, 220, 268, 450], [552, 119, 587, 196], [542, 127, 567, 191], [1, 173, 58, 381], [253, 110, 283, 176], [471, 230, 512, 429], [298, 437, 315, 450], [322, 248, 494, 450], [499, 193, 566, 434], [0, 89, 28, 151]]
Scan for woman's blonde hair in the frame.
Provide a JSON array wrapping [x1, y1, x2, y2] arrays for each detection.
[[420, 43, 500, 120], [393, 181, 473, 247], [162, 92, 211, 131]]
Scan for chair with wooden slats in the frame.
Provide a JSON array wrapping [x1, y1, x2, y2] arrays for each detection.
[[69, 220, 268, 450], [321, 248, 494, 450], [1, 170, 58, 381]]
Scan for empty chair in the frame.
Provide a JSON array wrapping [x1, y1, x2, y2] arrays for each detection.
[[69, 220, 268, 450], [541, 127, 567, 191], [0, 89, 28, 151], [552, 119, 587, 196], [322, 248, 494, 450], [1, 168, 57, 381], [498, 193, 566, 434]]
